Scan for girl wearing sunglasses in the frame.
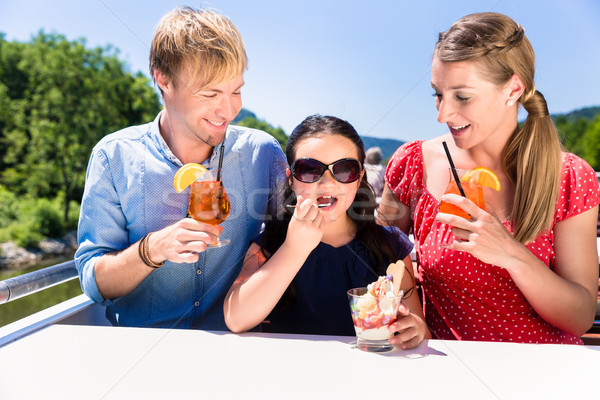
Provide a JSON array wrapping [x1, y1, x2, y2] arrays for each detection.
[[224, 115, 430, 349]]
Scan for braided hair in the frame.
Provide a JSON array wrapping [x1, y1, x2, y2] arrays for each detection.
[[435, 12, 562, 243]]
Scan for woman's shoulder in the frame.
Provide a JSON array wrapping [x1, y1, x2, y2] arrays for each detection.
[[386, 135, 451, 188], [560, 152, 598, 190], [385, 140, 423, 185], [561, 152, 596, 173], [554, 151, 600, 220], [389, 140, 423, 162], [387, 135, 452, 168]]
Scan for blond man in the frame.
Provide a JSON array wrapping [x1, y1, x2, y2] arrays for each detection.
[[76, 7, 286, 329]]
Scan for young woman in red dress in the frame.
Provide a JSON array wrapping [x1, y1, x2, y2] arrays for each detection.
[[378, 12, 600, 344]]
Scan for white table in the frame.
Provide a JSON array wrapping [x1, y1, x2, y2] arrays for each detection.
[[0, 323, 597, 399]]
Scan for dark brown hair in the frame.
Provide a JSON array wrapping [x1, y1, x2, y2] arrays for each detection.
[[259, 115, 410, 310]]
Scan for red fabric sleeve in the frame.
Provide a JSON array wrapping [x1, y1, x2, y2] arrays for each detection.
[[554, 153, 600, 223], [385, 140, 424, 207]]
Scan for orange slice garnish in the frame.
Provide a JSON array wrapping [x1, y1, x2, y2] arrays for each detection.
[[462, 167, 501, 191], [173, 163, 207, 193]]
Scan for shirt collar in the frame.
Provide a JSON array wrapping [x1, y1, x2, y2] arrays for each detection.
[[150, 110, 230, 168]]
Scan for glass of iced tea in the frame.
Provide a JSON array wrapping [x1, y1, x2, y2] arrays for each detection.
[[439, 168, 485, 220], [188, 169, 231, 247]]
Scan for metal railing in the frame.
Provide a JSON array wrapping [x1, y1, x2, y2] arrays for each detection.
[[0, 260, 78, 304]]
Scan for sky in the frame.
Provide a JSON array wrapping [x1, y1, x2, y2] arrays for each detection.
[[1, 0, 599, 142]]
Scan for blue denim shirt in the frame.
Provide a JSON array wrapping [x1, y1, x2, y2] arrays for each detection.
[[75, 112, 286, 330]]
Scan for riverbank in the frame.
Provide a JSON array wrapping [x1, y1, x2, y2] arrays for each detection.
[[0, 231, 77, 271]]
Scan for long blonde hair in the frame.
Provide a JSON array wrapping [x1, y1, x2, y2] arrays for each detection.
[[435, 12, 562, 243]]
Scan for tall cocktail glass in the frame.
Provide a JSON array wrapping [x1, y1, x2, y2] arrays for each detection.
[[188, 169, 231, 247]]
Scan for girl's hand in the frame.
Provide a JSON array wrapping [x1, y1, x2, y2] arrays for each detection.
[[388, 303, 430, 350], [284, 195, 324, 253], [435, 193, 527, 268]]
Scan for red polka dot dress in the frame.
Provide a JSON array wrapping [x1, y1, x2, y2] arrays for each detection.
[[386, 141, 600, 344]]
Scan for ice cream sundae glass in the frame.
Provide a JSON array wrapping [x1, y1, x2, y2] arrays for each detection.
[[348, 260, 405, 352]]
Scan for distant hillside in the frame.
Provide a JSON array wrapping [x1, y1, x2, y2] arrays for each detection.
[[363, 106, 599, 162], [360, 136, 404, 162], [233, 109, 404, 161], [552, 106, 600, 122], [362, 107, 599, 161], [233, 108, 257, 123], [360, 105, 599, 161], [235, 106, 599, 164], [520, 106, 600, 124]]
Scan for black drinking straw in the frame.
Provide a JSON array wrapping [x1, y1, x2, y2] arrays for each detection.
[[216, 144, 225, 183], [442, 141, 466, 198]]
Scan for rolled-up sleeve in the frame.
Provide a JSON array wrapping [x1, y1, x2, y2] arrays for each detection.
[[75, 148, 129, 305]]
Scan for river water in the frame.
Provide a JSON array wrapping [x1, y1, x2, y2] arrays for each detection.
[[0, 255, 82, 327]]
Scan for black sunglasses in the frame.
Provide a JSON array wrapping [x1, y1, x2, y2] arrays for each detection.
[[290, 157, 362, 184]]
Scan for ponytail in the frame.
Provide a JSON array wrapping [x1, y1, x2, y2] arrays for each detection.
[[503, 90, 562, 243]]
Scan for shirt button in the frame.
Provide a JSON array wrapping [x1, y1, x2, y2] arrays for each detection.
[[196, 269, 202, 275], [194, 301, 200, 307]]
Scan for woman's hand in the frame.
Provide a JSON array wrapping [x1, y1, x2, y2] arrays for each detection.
[[435, 193, 527, 268], [284, 195, 324, 253], [388, 303, 431, 350]]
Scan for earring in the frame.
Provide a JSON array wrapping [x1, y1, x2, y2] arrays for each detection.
[[507, 100, 514, 106]]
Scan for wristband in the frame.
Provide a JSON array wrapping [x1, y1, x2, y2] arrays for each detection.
[[138, 233, 164, 268]]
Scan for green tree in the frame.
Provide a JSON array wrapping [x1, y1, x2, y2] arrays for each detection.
[[555, 115, 589, 157], [0, 35, 27, 173], [0, 32, 161, 221], [235, 116, 288, 149], [579, 114, 600, 170]]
